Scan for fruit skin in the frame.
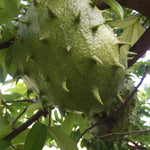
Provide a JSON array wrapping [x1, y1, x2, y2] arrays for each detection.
[[89, 78, 137, 139], [8, 0, 127, 114]]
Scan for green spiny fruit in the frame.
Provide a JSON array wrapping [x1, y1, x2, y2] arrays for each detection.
[[89, 78, 137, 139], [8, 0, 127, 115]]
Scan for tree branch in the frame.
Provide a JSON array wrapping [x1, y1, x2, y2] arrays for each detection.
[[0, 38, 15, 50], [97, 0, 150, 68], [77, 66, 150, 142], [97, 0, 150, 20], [12, 108, 27, 125], [125, 138, 148, 150], [89, 129, 150, 140], [76, 120, 101, 143], [4, 108, 48, 141], [128, 27, 150, 68], [108, 66, 150, 118], [3, 99, 41, 104]]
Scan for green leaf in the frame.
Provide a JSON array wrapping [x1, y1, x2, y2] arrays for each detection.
[[11, 129, 29, 145], [0, 50, 7, 83], [26, 103, 42, 117], [0, 9, 10, 25], [6, 82, 27, 95], [102, 0, 124, 19], [62, 113, 75, 135], [48, 126, 78, 150], [111, 15, 139, 29], [0, 91, 2, 105], [2, 93, 22, 101], [24, 122, 47, 150], [0, 125, 13, 140], [0, 0, 20, 25], [0, 140, 11, 150], [76, 114, 91, 139], [0, 64, 4, 82]]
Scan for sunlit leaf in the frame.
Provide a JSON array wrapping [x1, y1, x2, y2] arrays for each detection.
[[26, 103, 42, 117], [102, 0, 124, 19], [111, 15, 139, 29]]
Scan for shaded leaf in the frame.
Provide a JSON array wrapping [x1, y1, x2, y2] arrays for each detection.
[[0, 64, 5, 83], [62, 113, 75, 135], [76, 114, 91, 139], [24, 122, 47, 150], [2, 93, 22, 101], [0, 0, 20, 25], [0, 140, 11, 150], [48, 126, 78, 150], [0, 125, 13, 140], [11, 129, 29, 145]]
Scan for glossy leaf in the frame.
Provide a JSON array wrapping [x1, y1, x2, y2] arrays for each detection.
[[102, 0, 124, 19], [24, 122, 47, 150], [48, 126, 78, 150]]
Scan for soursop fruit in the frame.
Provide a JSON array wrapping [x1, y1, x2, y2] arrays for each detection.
[[7, 0, 128, 115], [89, 78, 137, 139]]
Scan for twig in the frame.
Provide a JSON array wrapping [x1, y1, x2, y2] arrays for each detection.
[[3, 99, 41, 104], [97, 0, 150, 20], [109, 65, 150, 118], [142, 18, 149, 27], [4, 108, 48, 141], [76, 120, 101, 143], [125, 138, 148, 150], [127, 144, 147, 150], [48, 113, 51, 126], [77, 66, 150, 142], [88, 129, 150, 140], [133, 131, 147, 139], [12, 108, 27, 125], [128, 27, 150, 68], [0, 38, 15, 50]]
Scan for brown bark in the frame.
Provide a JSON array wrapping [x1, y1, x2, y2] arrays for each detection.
[[97, 0, 150, 20], [97, 0, 150, 67], [0, 38, 15, 50], [128, 27, 150, 68], [4, 109, 48, 141]]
